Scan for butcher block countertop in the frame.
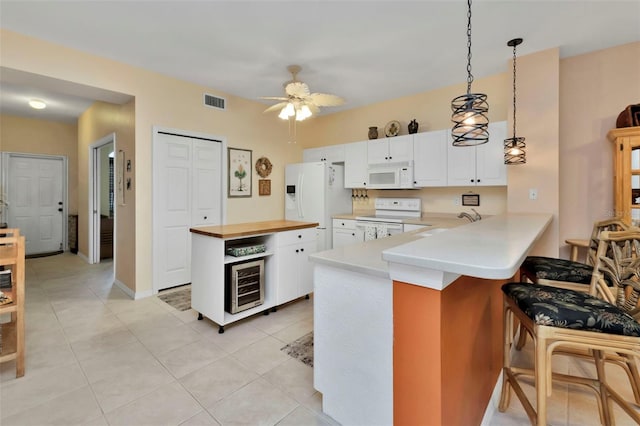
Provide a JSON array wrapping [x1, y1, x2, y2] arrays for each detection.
[[190, 220, 318, 239]]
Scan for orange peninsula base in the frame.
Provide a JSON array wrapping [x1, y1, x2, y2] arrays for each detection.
[[393, 275, 511, 426]]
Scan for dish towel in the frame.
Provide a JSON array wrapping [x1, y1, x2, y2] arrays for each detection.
[[376, 224, 389, 239], [364, 225, 377, 241]]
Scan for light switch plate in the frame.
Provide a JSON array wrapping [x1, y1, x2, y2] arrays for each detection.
[[529, 188, 538, 200]]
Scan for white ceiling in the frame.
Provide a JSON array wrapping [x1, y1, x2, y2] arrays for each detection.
[[1, 1, 639, 122]]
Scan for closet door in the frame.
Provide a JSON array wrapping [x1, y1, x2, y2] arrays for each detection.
[[154, 132, 223, 291]]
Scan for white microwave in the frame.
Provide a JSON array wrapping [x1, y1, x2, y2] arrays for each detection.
[[367, 165, 415, 189]]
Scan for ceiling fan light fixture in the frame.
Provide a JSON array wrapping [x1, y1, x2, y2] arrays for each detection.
[[296, 104, 312, 121], [28, 99, 47, 110]]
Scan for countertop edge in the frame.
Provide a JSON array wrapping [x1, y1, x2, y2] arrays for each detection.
[[190, 220, 318, 239]]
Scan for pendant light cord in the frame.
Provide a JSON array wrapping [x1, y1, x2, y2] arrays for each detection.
[[466, 0, 474, 94], [511, 43, 517, 138]]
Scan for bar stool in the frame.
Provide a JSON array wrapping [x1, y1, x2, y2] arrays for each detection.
[[499, 229, 640, 425]]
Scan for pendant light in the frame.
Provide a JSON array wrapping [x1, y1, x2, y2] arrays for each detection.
[[504, 38, 526, 165], [451, 0, 489, 147]]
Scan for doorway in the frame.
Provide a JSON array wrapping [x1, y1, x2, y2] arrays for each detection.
[[1, 153, 67, 256], [88, 134, 116, 265]]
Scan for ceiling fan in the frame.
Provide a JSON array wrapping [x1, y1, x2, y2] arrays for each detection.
[[261, 65, 344, 121]]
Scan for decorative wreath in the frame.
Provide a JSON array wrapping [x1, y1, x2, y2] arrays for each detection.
[[255, 157, 273, 178]]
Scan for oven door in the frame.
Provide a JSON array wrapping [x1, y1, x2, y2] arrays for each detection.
[[356, 220, 403, 241]]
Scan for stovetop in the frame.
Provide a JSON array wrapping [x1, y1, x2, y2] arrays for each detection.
[[355, 197, 422, 223], [354, 215, 407, 223]]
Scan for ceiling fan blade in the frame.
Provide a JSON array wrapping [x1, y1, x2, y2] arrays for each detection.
[[308, 93, 345, 107], [263, 102, 288, 113], [307, 104, 321, 114], [285, 81, 310, 98], [259, 96, 289, 101]]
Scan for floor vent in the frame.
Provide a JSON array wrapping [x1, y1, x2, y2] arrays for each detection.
[[203, 93, 226, 110]]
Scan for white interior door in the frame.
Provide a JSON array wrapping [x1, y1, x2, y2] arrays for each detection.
[[154, 130, 223, 291], [7, 155, 65, 255]]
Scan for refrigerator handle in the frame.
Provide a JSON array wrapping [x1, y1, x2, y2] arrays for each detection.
[[298, 173, 304, 218]]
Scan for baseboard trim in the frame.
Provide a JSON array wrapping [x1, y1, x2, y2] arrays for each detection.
[[76, 251, 90, 263]]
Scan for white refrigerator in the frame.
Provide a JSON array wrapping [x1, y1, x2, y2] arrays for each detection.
[[285, 162, 352, 251]]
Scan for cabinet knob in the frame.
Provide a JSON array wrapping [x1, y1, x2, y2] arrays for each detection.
[[363, 182, 366, 186], [389, 156, 392, 160], [471, 179, 475, 183], [352, 233, 355, 236], [298, 235, 302, 238], [477, 179, 481, 183], [341, 222, 345, 226], [300, 248, 304, 252], [204, 216, 207, 220], [296, 249, 299, 253]]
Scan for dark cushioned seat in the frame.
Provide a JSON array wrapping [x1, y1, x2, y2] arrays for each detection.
[[502, 283, 640, 337], [522, 256, 612, 286]]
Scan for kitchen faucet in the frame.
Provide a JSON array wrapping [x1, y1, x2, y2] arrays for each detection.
[[458, 208, 482, 222]]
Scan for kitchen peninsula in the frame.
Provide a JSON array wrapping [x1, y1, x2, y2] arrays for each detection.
[[310, 213, 552, 426], [190, 220, 318, 333]]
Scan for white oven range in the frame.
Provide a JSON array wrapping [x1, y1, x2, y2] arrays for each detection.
[[355, 198, 422, 241]]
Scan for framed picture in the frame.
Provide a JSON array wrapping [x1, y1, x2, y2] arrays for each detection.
[[228, 148, 252, 197], [259, 179, 271, 196]]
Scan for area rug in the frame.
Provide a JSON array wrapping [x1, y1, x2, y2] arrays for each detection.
[[281, 332, 314, 367], [158, 285, 191, 311]]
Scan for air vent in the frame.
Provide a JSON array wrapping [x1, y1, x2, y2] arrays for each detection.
[[203, 93, 226, 110]]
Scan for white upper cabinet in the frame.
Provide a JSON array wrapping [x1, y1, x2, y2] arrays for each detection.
[[447, 121, 507, 186], [367, 135, 413, 165], [413, 130, 448, 187], [344, 141, 369, 188], [303, 144, 345, 164]]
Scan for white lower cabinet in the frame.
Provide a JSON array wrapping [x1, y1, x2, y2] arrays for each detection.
[[275, 228, 317, 304], [332, 219, 363, 247]]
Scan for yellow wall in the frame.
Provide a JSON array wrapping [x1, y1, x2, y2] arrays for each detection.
[[0, 114, 79, 215], [507, 48, 561, 256], [558, 41, 640, 258], [78, 100, 136, 291]]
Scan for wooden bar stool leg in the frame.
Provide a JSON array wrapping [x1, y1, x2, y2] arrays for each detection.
[[534, 333, 548, 426], [593, 350, 613, 425], [499, 305, 513, 411]]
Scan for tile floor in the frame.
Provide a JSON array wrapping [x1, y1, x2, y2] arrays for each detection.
[[1, 253, 638, 425]]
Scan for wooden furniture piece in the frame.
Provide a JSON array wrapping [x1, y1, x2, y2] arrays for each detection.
[[565, 238, 589, 262], [100, 216, 113, 259], [499, 230, 640, 425], [609, 126, 640, 226], [0, 228, 25, 378]]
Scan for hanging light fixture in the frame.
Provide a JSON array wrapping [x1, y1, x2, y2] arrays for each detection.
[[504, 38, 526, 165], [451, 0, 489, 147]]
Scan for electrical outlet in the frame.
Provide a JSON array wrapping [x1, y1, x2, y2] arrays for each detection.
[[529, 188, 538, 200], [453, 196, 460, 206]]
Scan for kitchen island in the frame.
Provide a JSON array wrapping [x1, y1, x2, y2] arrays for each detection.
[[190, 220, 318, 333], [310, 213, 552, 426]]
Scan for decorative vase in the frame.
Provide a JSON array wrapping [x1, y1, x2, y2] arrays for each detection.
[[368, 126, 378, 140], [408, 119, 419, 134]]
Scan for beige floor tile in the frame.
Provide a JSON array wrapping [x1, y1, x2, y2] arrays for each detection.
[[0, 362, 88, 419], [272, 318, 313, 344], [263, 358, 315, 401], [197, 320, 269, 354], [90, 359, 175, 413], [276, 405, 334, 426], [0, 341, 76, 381], [24, 325, 69, 353], [180, 410, 221, 426], [1, 386, 102, 426], [104, 381, 202, 426], [78, 340, 157, 383], [70, 326, 138, 361], [246, 305, 311, 335], [157, 339, 227, 378], [135, 321, 203, 356], [179, 356, 258, 409], [208, 378, 298, 426], [231, 335, 292, 375], [62, 311, 126, 343], [298, 392, 340, 425]]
